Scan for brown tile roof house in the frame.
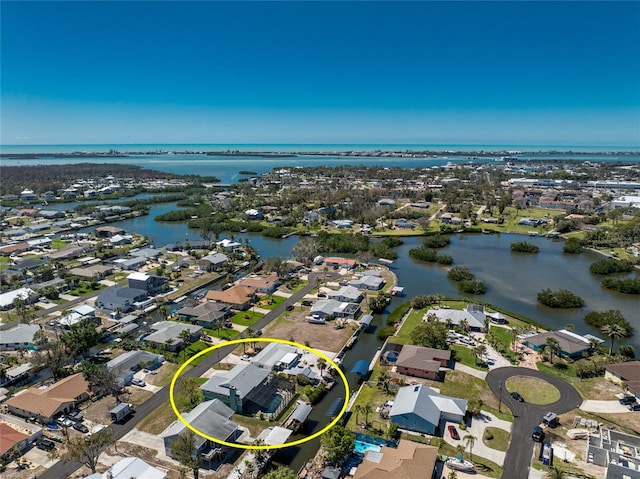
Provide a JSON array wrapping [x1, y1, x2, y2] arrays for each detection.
[[238, 272, 280, 294], [0, 423, 30, 459], [395, 345, 451, 380], [605, 361, 640, 396], [353, 439, 438, 479], [5, 373, 90, 423], [205, 285, 256, 310]]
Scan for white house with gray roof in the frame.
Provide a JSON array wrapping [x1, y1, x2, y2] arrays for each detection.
[[200, 363, 271, 413], [350, 275, 385, 291], [0, 323, 40, 350], [198, 252, 229, 272], [389, 384, 467, 435], [142, 321, 202, 351], [424, 304, 486, 332], [0, 288, 38, 311], [106, 349, 164, 387], [162, 399, 241, 468], [327, 285, 363, 303]]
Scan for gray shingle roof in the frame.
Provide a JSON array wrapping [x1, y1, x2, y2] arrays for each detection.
[[163, 399, 237, 445], [200, 363, 270, 398]]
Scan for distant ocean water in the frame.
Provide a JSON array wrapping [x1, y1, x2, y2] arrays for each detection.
[[1, 143, 639, 154], [1, 144, 639, 184]]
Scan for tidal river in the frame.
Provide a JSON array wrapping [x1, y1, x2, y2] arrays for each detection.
[[91, 204, 639, 348]]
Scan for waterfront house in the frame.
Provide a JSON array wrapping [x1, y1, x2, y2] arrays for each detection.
[[113, 256, 147, 271], [127, 272, 169, 294], [107, 350, 164, 387], [251, 342, 300, 371], [205, 285, 256, 310], [198, 252, 229, 272], [350, 275, 385, 291], [324, 257, 357, 269], [394, 345, 452, 381], [5, 373, 90, 423], [129, 247, 162, 260], [327, 285, 363, 303], [424, 304, 486, 332], [200, 362, 295, 415], [238, 272, 280, 294], [69, 264, 114, 280], [95, 226, 126, 238], [162, 399, 241, 469], [389, 384, 467, 436], [353, 439, 438, 479], [142, 321, 202, 351], [0, 323, 40, 351], [605, 361, 640, 399], [522, 329, 596, 359]]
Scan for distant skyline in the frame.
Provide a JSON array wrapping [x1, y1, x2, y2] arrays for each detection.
[[1, 1, 639, 147]]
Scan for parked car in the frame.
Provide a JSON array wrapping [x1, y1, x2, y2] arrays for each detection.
[[131, 378, 146, 387], [317, 293, 327, 298], [511, 391, 525, 402], [619, 396, 637, 405], [532, 426, 545, 442], [36, 439, 56, 451], [255, 329, 263, 336], [286, 304, 294, 311], [301, 300, 313, 306], [56, 417, 73, 427], [629, 403, 640, 411], [73, 423, 89, 433], [448, 425, 460, 440]]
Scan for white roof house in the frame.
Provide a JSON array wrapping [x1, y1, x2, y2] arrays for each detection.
[[84, 457, 165, 479], [424, 305, 486, 331], [0, 324, 40, 350], [0, 288, 38, 310]]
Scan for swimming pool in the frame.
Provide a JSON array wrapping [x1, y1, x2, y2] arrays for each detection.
[[353, 440, 382, 455]]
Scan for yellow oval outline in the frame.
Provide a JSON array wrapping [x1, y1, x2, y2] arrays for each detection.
[[169, 337, 350, 450]]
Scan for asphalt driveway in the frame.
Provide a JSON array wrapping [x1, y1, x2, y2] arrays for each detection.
[[486, 367, 582, 479]]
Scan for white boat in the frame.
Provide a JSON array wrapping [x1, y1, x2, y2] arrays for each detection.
[[306, 316, 326, 324], [446, 458, 475, 472]]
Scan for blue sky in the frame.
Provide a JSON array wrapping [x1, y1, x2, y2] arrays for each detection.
[[1, 1, 639, 146]]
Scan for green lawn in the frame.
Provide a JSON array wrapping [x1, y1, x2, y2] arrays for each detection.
[[50, 238, 69, 249], [451, 345, 489, 371], [505, 376, 560, 405], [230, 310, 264, 327], [487, 325, 518, 362], [68, 282, 106, 296], [179, 340, 211, 365], [393, 307, 427, 343], [482, 427, 510, 452], [256, 294, 286, 310], [536, 360, 577, 378], [205, 327, 237, 340]]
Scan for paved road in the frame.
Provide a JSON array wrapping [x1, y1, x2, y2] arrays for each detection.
[[39, 271, 338, 478], [486, 367, 582, 479]]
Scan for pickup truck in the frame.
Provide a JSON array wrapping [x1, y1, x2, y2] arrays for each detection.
[[110, 403, 135, 423]]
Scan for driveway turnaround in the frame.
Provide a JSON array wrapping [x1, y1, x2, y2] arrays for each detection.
[[486, 367, 582, 479]]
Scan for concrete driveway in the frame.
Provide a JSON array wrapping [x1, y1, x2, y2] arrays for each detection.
[[580, 400, 630, 413]]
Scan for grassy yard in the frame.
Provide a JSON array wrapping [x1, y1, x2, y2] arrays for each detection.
[[205, 327, 238, 340], [256, 294, 286, 310], [536, 360, 577, 379], [439, 371, 513, 422], [230, 309, 264, 327], [393, 307, 426, 343], [482, 427, 510, 452], [451, 345, 489, 371], [68, 282, 106, 296], [505, 376, 560, 405], [487, 325, 518, 362], [180, 340, 212, 365], [137, 399, 176, 435], [572, 377, 623, 400]]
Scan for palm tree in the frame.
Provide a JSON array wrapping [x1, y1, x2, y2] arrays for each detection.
[[546, 466, 566, 479], [353, 404, 364, 424], [456, 444, 465, 459], [463, 434, 477, 461], [473, 344, 487, 364], [447, 470, 458, 479], [179, 330, 192, 362], [545, 337, 561, 364], [601, 324, 628, 355], [363, 405, 372, 425]]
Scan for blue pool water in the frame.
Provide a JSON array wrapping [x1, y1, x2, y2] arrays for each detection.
[[354, 441, 382, 454]]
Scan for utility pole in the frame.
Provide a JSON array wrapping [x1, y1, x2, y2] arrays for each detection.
[[498, 381, 503, 413]]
